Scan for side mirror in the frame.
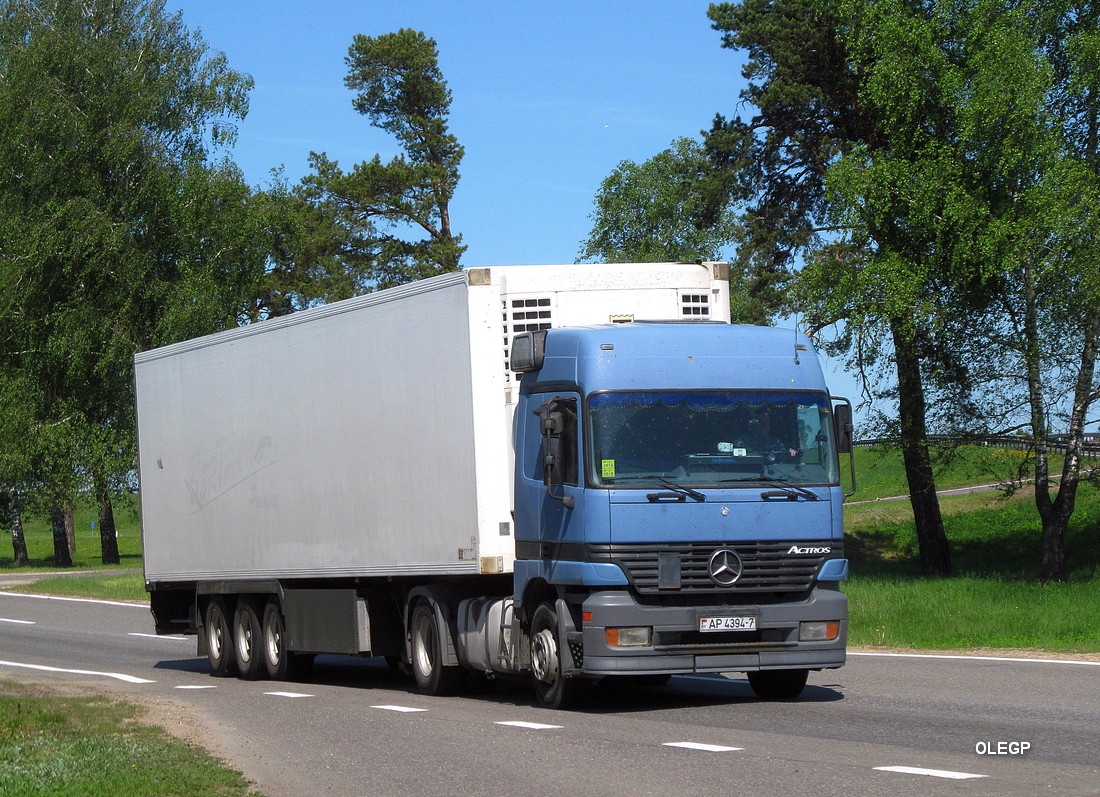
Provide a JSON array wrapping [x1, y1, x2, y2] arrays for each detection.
[[534, 402, 574, 509], [541, 411, 566, 487], [833, 402, 853, 454], [832, 398, 856, 497], [511, 330, 547, 373]]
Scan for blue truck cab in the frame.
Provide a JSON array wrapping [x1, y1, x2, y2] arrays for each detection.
[[510, 321, 851, 707]]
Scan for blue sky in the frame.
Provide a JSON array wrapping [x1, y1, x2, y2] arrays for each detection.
[[168, 1, 744, 266], [166, 1, 866, 413]]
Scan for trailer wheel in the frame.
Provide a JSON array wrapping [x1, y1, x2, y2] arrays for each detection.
[[409, 601, 461, 696], [530, 602, 588, 710], [205, 598, 237, 678], [747, 668, 808, 700], [262, 600, 289, 680], [233, 597, 264, 680]]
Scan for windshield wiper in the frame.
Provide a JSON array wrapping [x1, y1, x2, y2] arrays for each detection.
[[642, 476, 706, 502], [761, 479, 819, 501], [718, 476, 820, 501]]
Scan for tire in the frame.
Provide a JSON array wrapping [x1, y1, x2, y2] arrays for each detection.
[[205, 598, 237, 678], [747, 668, 809, 700], [262, 600, 290, 680], [409, 601, 462, 695], [530, 602, 589, 709], [233, 597, 264, 680], [261, 601, 312, 680]]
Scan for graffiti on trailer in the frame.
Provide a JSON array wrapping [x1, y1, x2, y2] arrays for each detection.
[[185, 435, 280, 514]]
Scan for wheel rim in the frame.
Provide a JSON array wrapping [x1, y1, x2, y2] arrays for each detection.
[[237, 613, 254, 664], [265, 621, 282, 666], [412, 611, 434, 679], [531, 626, 559, 686], [208, 611, 225, 661]]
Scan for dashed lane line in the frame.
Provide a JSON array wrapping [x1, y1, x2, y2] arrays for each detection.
[[264, 691, 314, 698], [371, 704, 428, 713], [128, 632, 187, 641], [664, 742, 743, 752], [0, 617, 35, 625], [496, 720, 563, 730], [875, 765, 987, 780]]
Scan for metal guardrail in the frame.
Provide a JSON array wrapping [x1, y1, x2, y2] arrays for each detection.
[[853, 434, 1100, 455]]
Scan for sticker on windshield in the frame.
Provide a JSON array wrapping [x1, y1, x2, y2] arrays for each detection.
[[602, 459, 616, 478]]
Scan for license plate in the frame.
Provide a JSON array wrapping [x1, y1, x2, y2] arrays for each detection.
[[698, 615, 756, 632]]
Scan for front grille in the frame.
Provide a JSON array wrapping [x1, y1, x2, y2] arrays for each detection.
[[590, 541, 833, 595]]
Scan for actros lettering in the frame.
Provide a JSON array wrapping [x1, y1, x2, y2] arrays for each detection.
[[787, 545, 831, 555]]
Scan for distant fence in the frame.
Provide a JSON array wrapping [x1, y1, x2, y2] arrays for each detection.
[[853, 434, 1100, 457]]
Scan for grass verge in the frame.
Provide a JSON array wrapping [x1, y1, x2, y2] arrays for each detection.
[[16, 572, 149, 603], [0, 679, 260, 797], [844, 446, 1100, 652]]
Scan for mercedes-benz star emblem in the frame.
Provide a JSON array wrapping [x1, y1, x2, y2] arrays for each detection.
[[707, 548, 743, 586]]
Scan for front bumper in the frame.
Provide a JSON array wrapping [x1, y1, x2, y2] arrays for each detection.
[[578, 586, 847, 675]]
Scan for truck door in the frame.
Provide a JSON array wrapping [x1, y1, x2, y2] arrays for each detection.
[[516, 393, 592, 559]]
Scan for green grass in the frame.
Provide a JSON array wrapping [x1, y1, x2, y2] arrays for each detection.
[[846, 576, 1100, 652], [0, 679, 261, 797], [841, 444, 1100, 652], [0, 495, 143, 571], [19, 572, 149, 602]]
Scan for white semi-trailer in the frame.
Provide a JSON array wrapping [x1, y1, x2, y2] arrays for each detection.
[[137, 262, 850, 708]]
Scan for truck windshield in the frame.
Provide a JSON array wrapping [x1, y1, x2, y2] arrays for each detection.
[[588, 391, 840, 488]]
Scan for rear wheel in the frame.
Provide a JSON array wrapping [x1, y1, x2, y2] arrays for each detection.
[[530, 602, 588, 709], [233, 598, 264, 680], [262, 600, 289, 680], [747, 668, 808, 700], [205, 598, 236, 678], [409, 601, 462, 695]]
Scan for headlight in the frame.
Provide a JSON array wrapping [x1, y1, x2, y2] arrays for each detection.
[[799, 620, 840, 641], [605, 626, 652, 647]]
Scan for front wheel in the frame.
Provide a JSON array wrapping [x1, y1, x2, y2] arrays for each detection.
[[747, 668, 808, 700], [530, 602, 588, 709]]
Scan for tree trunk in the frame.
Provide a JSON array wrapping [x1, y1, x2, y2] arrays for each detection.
[[892, 320, 951, 577], [51, 505, 73, 567], [1038, 316, 1099, 582], [96, 480, 120, 565], [65, 501, 76, 555], [3, 491, 30, 567]]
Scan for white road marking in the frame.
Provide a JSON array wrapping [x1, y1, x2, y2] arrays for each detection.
[[265, 691, 313, 698], [128, 632, 187, 641], [0, 591, 144, 608], [851, 651, 1100, 667], [664, 742, 743, 752], [496, 720, 563, 730], [175, 685, 218, 690], [875, 765, 986, 780], [0, 617, 35, 625], [0, 658, 155, 684], [371, 704, 428, 713]]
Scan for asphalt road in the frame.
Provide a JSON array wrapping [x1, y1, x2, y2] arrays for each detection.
[[1, 590, 1098, 797]]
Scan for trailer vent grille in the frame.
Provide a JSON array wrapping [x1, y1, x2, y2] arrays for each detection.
[[591, 541, 832, 596], [680, 293, 711, 317], [503, 296, 555, 385]]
